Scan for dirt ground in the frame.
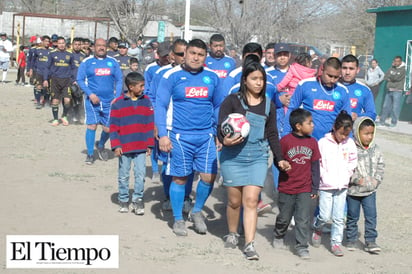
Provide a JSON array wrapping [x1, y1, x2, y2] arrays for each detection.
[[0, 72, 411, 274]]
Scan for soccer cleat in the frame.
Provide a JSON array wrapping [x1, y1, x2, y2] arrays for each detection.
[[173, 220, 188, 236], [85, 155, 94, 165], [95, 141, 109, 161], [189, 211, 207, 234]]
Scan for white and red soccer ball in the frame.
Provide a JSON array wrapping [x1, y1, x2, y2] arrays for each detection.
[[221, 113, 250, 138]]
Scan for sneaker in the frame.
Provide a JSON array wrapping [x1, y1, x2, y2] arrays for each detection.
[[331, 244, 344, 257], [389, 123, 396, 128], [297, 249, 311, 260], [173, 220, 188, 236], [223, 232, 239, 249], [243, 241, 259, 260], [51, 119, 59, 126], [95, 141, 108, 161], [189, 211, 207, 234], [151, 172, 161, 183], [162, 198, 172, 211], [257, 200, 272, 215], [364, 242, 381, 253], [36, 103, 42, 109], [311, 230, 322, 247], [61, 116, 69, 126], [85, 155, 94, 165], [131, 199, 144, 215], [183, 197, 192, 214], [346, 241, 357, 251], [118, 201, 129, 213], [272, 237, 287, 249]]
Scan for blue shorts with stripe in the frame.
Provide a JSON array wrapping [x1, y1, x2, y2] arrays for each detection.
[[84, 98, 111, 127], [165, 131, 218, 177]]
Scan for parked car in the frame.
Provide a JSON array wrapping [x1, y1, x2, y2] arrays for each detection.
[[357, 55, 374, 79]]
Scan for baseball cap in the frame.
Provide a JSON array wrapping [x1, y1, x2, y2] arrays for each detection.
[[29, 36, 37, 43], [51, 34, 58, 42], [157, 42, 170, 57], [0, 32, 6, 36], [275, 43, 290, 53], [118, 42, 128, 48]]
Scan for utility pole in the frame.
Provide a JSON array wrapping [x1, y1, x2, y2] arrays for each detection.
[[184, 0, 191, 41]]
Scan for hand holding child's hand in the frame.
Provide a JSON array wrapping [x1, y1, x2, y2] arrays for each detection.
[[278, 160, 291, 171], [114, 147, 122, 157]]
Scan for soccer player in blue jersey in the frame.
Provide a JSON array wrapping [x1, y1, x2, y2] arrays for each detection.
[[77, 38, 123, 165], [156, 39, 221, 236], [144, 42, 171, 182], [284, 57, 352, 140], [205, 34, 236, 79], [340, 54, 376, 121]]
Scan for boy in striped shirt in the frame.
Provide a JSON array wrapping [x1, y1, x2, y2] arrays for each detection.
[[110, 72, 154, 215]]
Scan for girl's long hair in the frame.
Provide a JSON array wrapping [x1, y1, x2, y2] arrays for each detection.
[[238, 54, 267, 105]]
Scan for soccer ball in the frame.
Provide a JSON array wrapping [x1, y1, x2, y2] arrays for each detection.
[[221, 113, 250, 138]]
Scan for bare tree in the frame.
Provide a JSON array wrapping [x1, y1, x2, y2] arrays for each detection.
[[104, 0, 164, 43]]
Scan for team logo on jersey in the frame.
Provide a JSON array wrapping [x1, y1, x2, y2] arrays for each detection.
[[313, 99, 335, 111], [65, 55, 70, 60], [224, 62, 231, 69], [202, 76, 212, 84], [185, 87, 209, 98], [332, 91, 341, 100], [350, 98, 358, 108], [213, 70, 228, 78], [311, 88, 317, 92], [354, 89, 362, 97], [95, 68, 111, 76], [107, 61, 113, 67]]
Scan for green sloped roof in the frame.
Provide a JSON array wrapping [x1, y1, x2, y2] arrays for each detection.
[[367, 5, 412, 13]]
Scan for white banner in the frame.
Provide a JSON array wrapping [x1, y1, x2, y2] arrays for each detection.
[[6, 235, 119, 269]]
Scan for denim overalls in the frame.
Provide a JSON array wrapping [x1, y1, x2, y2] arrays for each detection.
[[220, 95, 270, 187]]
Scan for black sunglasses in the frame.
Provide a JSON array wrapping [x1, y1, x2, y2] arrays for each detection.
[[173, 51, 185, 57]]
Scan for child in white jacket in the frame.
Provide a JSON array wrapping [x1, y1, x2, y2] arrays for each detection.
[[312, 111, 358, 257]]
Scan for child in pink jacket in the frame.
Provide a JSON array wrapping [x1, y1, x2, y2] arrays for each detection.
[[277, 52, 316, 96], [312, 111, 358, 257]]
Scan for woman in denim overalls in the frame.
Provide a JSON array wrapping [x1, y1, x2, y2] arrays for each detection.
[[217, 56, 291, 260]]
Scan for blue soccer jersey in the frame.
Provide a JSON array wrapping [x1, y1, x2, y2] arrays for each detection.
[[155, 65, 221, 137], [343, 80, 377, 120], [205, 55, 236, 79], [77, 55, 123, 103], [284, 77, 351, 140]]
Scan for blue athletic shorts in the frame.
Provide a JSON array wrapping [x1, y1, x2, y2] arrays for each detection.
[[84, 98, 111, 127], [165, 131, 217, 177]]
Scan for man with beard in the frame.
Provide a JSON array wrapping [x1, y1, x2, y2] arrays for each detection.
[[77, 38, 123, 165], [205, 34, 236, 80]]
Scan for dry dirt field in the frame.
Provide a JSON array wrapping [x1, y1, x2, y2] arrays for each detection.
[[0, 73, 411, 274]]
